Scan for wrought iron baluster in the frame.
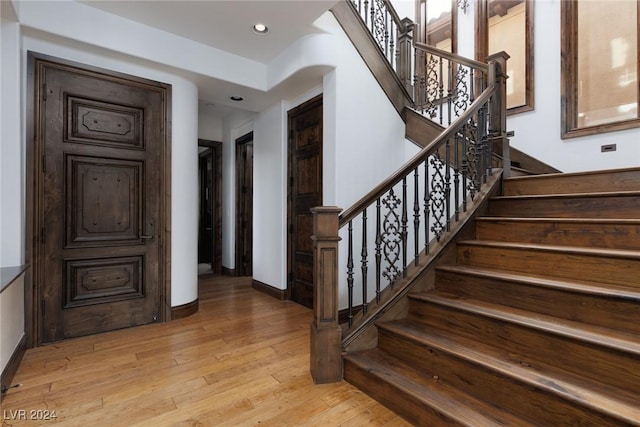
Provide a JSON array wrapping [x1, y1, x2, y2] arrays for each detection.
[[361, 209, 368, 315], [462, 130, 468, 212], [424, 159, 430, 254], [347, 220, 354, 327], [413, 168, 420, 266], [375, 198, 382, 303], [430, 154, 446, 241], [364, 0, 369, 26], [384, 8, 389, 59], [381, 188, 402, 285], [470, 68, 475, 104], [454, 131, 460, 221], [389, 19, 395, 69], [454, 64, 470, 119], [401, 177, 408, 277], [438, 57, 444, 125], [445, 137, 451, 232], [447, 60, 453, 126], [370, 0, 375, 37]]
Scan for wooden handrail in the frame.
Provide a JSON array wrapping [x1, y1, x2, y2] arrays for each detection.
[[414, 41, 490, 73], [339, 83, 495, 226]]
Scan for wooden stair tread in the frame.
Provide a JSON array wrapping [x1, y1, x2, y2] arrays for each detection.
[[408, 293, 640, 357], [503, 166, 640, 182], [491, 190, 640, 200], [377, 320, 640, 425], [344, 349, 536, 427], [435, 264, 640, 300], [458, 239, 640, 260], [476, 217, 640, 225]]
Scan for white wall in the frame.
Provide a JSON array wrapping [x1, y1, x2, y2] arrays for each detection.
[[221, 111, 256, 270], [1, 18, 23, 267], [252, 102, 287, 287], [461, 0, 639, 172], [1, 13, 26, 375]]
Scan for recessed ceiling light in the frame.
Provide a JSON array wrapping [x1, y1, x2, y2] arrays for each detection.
[[252, 23, 269, 35], [230, 96, 244, 102]]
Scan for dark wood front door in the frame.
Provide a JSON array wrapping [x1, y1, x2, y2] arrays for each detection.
[[34, 56, 168, 343], [236, 133, 253, 276], [288, 95, 323, 308]]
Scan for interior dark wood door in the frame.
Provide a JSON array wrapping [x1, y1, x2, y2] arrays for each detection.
[[38, 59, 166, 342], [288, 95, 323, 308], [198, 148, 214, 266], [236, 133, 253, 276]]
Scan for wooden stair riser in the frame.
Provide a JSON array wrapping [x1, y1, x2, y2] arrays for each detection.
[[457, 244, 640, 288], [475, 219, 640, 250], [407, 298, 640, 397], [488, 194, 640, 218], [503, 169, 640, 196], [343, 359, 465, 427], [435, 269, 640, 335], [378, 329, 628, 427]]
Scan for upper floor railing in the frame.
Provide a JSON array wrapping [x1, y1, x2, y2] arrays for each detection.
[[350, 0, 408, 70]]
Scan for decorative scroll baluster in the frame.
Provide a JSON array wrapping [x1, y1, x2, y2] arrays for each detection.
[[426, 55, 439, 118], [375, 198, 382, 303], [347, 220, 354, 327], [454, 64, 470, 119], [361, 208, 368, 315], [429, 153, 447, 241], [381, 188, 402, 285], [413, 168, 420, 266]]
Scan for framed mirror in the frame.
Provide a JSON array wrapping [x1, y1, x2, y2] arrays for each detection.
[[476, 0, 534, 114], [417, 0, 457, 53]]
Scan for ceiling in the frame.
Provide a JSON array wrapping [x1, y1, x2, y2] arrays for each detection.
[[79, 0, 339, 115]]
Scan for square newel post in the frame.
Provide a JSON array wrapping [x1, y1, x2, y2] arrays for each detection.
[[487, 51, 511, 178], [310, 206, 343, 384], [397, 18, 414, 96]]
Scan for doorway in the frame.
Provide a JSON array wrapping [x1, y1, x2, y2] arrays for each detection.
[[287, 95, 323, 308], [198, 139, 222, 276], [235, 132, 253, 277], [27, 53, 170, 344]]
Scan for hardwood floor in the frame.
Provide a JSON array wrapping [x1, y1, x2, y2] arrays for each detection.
[[1, 276, 409, 426]]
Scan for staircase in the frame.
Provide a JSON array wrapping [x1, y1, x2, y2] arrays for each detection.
[[343, 168, 640, 426]]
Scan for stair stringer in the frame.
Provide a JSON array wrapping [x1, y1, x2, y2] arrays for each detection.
[[342, 169, 504, 353]]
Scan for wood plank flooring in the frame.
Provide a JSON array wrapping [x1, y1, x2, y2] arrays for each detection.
[[1, 276, 410, 426]]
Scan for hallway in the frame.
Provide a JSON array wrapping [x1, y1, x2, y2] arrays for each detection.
[[1, 276, 409, 426]]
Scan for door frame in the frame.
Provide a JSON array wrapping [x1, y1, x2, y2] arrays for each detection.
[[197, 139, 223, 274], [235, 132, 253, 276], [25, 52, 172, 347]]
